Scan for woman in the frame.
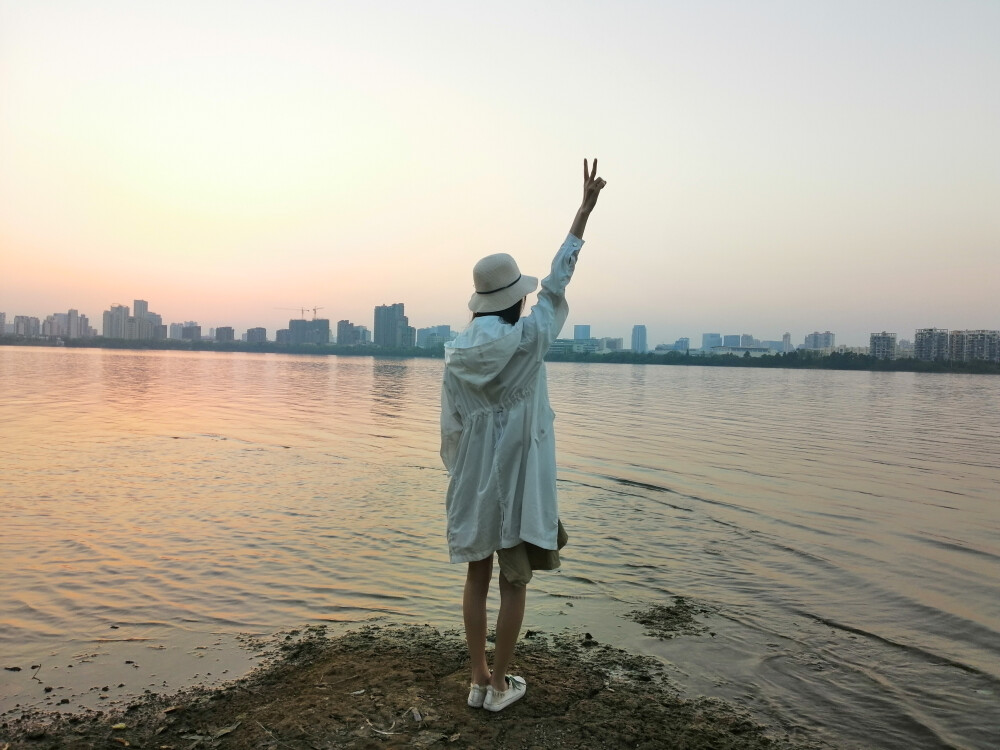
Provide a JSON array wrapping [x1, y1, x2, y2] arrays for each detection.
[[440, 159, 606, 712]]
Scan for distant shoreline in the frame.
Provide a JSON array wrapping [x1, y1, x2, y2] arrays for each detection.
[[545, 348, 1000, 374], [2, 336, 998, 375]]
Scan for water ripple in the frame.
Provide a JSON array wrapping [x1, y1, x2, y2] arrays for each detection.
[[1, 349, 998, 749]]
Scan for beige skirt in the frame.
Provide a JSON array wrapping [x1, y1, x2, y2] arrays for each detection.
[[496, 520, 569, 586]]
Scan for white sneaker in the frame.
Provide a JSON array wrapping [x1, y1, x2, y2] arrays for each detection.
[[483, 675, 526, 712], [467, 683, 489, 708]]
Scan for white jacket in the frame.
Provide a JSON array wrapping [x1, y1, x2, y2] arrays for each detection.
[[441, 233, 583, 563]]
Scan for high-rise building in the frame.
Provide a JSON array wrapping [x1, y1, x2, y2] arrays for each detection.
[[168, 321, 198, 340], [869, 331, 897, 360], [181, 325, 202, 341], [66, 309, 79, 338], [782, 332, 792, 353], [130, 299, 163, 340], [574, 325, 591, 340], [246, 327, 267, 344], [103, 300, 164, 340], [723, 334, 741, 347], [63, 309, 93, 339], [42, 313, 68, 337], [804, 331, 835, 350], [631, 325, 647, 353], [289, 319, 307, 344], [315, 319, 331, 344], [374, 303, 413, 348], [215, 327, 235, 342], [289, 318, 330, 345], [740, 333, 755, 347], [14, 316, 41, 337], [0, 312, 5, 334], [337, 320, 360, 346], [914, 328, 949, 361], [948, 330, 1000, 362], [338, 322, 374, 346], [702, 333, 722, 350], [673, 337, 690, 352], [78, 311, 94, 338], [417, 325, 453, 348], [103, 304, 130, 339]]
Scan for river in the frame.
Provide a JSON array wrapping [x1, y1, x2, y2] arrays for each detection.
[[1, 347, 997, 749]]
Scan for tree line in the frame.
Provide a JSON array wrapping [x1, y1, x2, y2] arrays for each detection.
[[543, 348, 1000, 374], [3, 335, 998, 374]]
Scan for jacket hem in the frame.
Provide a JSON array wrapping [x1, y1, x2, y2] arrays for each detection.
[[449, 546, 498, 564]]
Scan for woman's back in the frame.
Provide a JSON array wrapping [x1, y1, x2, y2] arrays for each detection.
[[441, 158, 606, 713]]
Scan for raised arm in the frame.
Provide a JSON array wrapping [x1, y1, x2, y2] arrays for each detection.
[[519, 159, 608, 359], [568, 158, 607, 240]]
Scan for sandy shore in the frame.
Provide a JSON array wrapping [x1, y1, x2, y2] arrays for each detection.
[[0, 613, 830, 750]]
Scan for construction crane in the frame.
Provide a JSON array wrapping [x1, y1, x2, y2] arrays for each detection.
[[275, 306, 326, 320]]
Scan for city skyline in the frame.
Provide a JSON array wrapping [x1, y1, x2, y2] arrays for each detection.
[[4, 280, 997, 350], [1, 2, 997, 348], [5, 294, 998, 354]]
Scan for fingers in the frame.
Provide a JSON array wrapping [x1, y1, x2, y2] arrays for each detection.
[[582, 158, 603, 187]]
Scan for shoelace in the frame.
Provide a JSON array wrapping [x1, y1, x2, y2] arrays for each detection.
[[501, 676, 523, 693]]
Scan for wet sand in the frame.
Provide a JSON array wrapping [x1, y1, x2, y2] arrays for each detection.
[[1, 617, 830, 750]]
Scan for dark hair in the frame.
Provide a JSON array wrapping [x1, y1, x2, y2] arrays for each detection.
[[473, 298, 524, 326]]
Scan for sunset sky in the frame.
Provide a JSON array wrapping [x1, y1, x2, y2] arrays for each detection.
[[1, 0, 997, 347]]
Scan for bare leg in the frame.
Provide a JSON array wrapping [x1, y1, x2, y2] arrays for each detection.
[[463, 556, 493, 685], [490, 572, 526, 690]]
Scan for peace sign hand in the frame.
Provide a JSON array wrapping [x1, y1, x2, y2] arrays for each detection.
[[569, 158, 607, 240], [581, 158, 607, 214]]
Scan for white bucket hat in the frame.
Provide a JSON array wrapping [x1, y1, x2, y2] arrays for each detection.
[[468, 253, 538, 313]]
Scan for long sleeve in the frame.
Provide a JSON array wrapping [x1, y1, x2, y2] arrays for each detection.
[[519, 233, 583, 359], [440, 379, 463, 474]]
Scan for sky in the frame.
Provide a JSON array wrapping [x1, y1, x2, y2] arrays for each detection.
[[1, 0, 997, 347]]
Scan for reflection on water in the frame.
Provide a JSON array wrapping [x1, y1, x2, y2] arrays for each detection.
[[101, 352, 161, 409], [271, 357, 328, 404], [625, 364, 647, 414], [0, 347, 998, 749], [371, 360, 410, 421]]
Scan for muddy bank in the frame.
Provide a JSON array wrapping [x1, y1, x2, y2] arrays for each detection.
[[1, 622, 829, 749], [627, 596, 714, 639]]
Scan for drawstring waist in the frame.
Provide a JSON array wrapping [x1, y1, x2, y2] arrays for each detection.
[[493, 405, 507, 447]]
